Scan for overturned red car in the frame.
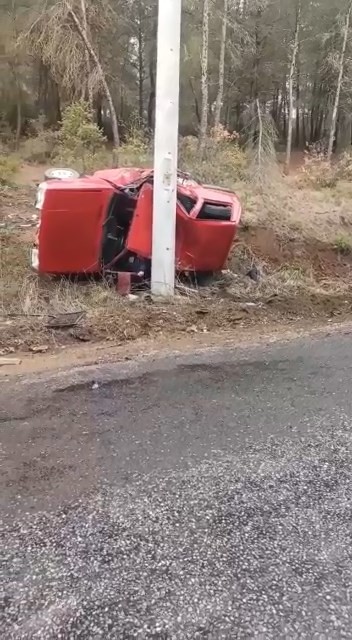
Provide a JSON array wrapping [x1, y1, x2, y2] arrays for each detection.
[[31, 167, 242, 287]]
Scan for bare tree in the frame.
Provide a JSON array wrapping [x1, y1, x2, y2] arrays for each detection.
[[244, 99, 278, 185], [65, 1, 120, 147], [199, 0, 209, 155], [79, 0, 93, 109], [137, 0, 145, 126], [9, 0, 22, 148], [285, 0, 301, 172], [214, 0, 228, 130], [327, 0, 352, 161]]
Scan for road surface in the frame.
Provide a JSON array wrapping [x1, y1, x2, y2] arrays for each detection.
[[2, 331, 352, 638]]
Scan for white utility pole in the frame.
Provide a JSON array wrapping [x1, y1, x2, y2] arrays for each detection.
[[151, 0, 182, 296]]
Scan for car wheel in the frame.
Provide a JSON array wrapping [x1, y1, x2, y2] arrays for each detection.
[[44, 168, 80, 181]]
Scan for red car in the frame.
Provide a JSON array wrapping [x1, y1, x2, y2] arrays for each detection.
[[31, 167, 242, 288]]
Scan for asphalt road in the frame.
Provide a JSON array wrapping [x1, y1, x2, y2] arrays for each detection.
[[2, 331, 352, 638]]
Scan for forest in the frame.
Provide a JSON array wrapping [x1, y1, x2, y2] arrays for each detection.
[[0, 0, 351, 169]]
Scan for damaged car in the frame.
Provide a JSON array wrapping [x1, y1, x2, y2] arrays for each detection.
[[31, 167, 242, 291]]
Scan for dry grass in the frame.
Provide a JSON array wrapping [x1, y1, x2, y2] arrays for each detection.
[[7, 129, 352, 248], [238, 177, 352, 246], [1, 228, 352, 354]]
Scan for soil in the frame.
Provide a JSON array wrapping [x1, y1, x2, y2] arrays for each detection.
[[1, 317, 352, 378], [236, 227, 352, 280]]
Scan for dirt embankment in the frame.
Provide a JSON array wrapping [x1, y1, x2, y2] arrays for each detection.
[[238, 226, 352, 281]]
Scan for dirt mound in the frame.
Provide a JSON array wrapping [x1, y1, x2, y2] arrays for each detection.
[[234, 227, 352, 281]]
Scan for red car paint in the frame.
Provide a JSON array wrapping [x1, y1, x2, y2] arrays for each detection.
[[38, 178, 113, 274], [33, 168, 242, 277]]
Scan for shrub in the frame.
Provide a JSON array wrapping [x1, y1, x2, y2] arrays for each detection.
[[179, 129, 247, 187], [54, 101, 109, 173], [300, 151, 338, 189], [0, 118, 13, 147], [335, 152, 352, 181], [19, 116, 58, 164], [118, 127, 152, 167], [20, 132, 57, 164], [0, 155, 19, 185], [334, 234, 352, 255]]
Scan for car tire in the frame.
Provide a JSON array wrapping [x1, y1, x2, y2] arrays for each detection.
[[44, 168, 80, 181]]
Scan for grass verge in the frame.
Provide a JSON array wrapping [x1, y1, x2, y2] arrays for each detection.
[[1, 226, 352, 354]]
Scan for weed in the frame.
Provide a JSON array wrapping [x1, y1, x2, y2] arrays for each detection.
[[334, 234, 352, 255], [0, 155, 19, 186], [179, 134, 247, 187], [54, 101, 109, 173], [300, 152, 338, 189], [19, 116, 58, 164], [118, 127, 152, 167]]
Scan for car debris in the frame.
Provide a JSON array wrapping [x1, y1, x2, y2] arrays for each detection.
[[30, 166, 242, 294], [0, 357, 22, 366], [46, 311, 86, 329], [29, 345, 49, 353]]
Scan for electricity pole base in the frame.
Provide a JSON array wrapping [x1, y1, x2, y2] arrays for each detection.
[[151, 0, 182, 297]]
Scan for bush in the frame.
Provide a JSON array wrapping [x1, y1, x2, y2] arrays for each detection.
[[300, 151, 338, 189], [118, 128, 152, 167], [335, 152, 352, 181], [0, 155, 19, 185], [19, 116, 58, 164], [334, 234, 352, 255], [179, 128, 247, 188], [0, 118, 13, 147], [54, 101, 109, 173], [20, 132, 57, 164]]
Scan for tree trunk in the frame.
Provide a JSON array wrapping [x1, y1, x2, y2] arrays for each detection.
[[282, 88, 287, 139], [9, 62, 22, 149], [52, 80, 62, 125], [199, 0, 210, 155], [15, 97, 21, 150], [295, 46, 301, 147], [137, 0, 144, 127], [316, 110, 324, 142], [147, 11, 157, 132], [95, 93, 103, 130], [66, 2, 120, 148], [189, 78, 201, 124], [253, 9, 263, 101], [80, 0, 93, 109], [214, 0, 228, 130], [327, 0, 352, 161], [310, 80, 317, 143], [285, 0, 301, 172], [147, 65, 156, 131], [256, 98, 263, 168], [271, 89, 279, 124], [336, 111, 352, 152], [302, 112, 307, 146]]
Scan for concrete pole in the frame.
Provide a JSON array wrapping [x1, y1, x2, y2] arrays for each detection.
[[151, 0, 182, 296]]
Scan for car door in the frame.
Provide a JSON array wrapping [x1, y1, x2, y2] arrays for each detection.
[[125, 183, 153, 258]]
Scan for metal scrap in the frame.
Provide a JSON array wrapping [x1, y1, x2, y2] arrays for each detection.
[[46, 311, 86, 329]]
